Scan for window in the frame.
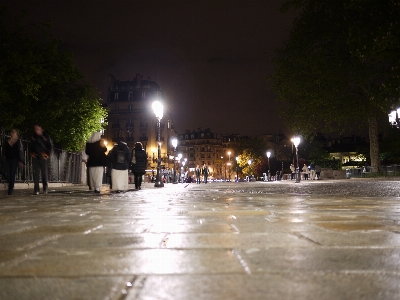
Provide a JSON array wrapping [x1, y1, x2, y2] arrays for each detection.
[[185, 135, 188, 139], [129, 104, 132, 112], [114, 92, 119, 100], [142, 90, 146, 99], [191, 134, 194, 139], [201, 133, 204, 138], [128, 92, 133, 101]]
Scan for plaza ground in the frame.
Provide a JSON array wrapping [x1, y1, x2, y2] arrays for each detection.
[[1, 179, 400, 299]]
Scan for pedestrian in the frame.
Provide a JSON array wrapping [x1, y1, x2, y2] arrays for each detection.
[[131, 142, 147, 190], [85, 132, 107, 193], [81, 150, 92, 190], [2, 129, 25, 195], [195, 165, 201, 184], [302, 164, 309, 180], [315, 165, 321, 180], [202, 163, 209, 184], [31, 124, 53, 195], [109, 141, 130, 193], [310, 164, 316, 180], [290, 164, 295, 180]]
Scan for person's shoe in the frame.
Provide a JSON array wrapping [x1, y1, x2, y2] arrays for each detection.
[[33, 191, 39, 195], [138, 187, 141, 190], [94, 189, 100, 193], [43, 189, 48, 194]]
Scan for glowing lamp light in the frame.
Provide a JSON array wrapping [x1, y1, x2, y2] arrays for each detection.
[[152, 100, 163, 120], [266, 151, 271, 158], [248, 159, 252, 165], [171, 137, 178, 148], [178, 153, 182, 160], [389, 110, 397, 125], [291, 136, 301, 147]]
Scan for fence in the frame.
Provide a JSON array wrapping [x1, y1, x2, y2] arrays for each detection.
[[346, 165, 400, 178], [0, 131, 82, 183]]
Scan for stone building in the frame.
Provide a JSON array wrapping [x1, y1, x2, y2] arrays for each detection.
[[176, 128, 223, 177], [104, 74, 175, 170]]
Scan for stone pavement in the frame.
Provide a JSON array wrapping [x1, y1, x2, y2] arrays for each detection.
[[1, 179, 400, 300]]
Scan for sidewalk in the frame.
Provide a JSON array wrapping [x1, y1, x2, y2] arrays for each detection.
[[1, 181, 400, 299]]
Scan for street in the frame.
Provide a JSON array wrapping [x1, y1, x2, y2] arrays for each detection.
[[1, 179, 400, 300]]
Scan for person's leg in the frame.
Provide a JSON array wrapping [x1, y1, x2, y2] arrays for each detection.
[[134, 173, 139, 189], [40, 159, 49, 193], [32, 158, 40, 193], [7, 159, 18, 195]]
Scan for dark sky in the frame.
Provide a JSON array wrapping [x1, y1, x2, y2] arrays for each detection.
[[4, 0, 296, 136]]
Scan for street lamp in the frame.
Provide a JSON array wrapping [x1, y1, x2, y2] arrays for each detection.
[[235, 156, 239, 182], [152, 100, 164, 187], [227, 162, 232, 181], [291, 136, 301, 183], [388, 108, 400, 128], [171, 137, 178, 184], [247, 159, 252, 182], [266, 151, 271, 181]]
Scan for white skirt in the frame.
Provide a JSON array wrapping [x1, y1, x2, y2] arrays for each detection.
[[111, 169, 128, 191], [89, 166, 104, 190]]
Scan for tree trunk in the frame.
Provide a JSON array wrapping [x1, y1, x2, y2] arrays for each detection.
[[368, 116, 381, 172]]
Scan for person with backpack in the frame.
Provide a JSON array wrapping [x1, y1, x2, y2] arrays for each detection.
[[131, 142, 148, 190], [109, 141, 130, 193]]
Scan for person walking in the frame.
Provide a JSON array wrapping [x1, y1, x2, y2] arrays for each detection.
[[131, 142, 147, 190], [85, 132, 107, 193], [315, 165, 321, 180], [302, 164, 309, 180], [290, 164, 295, 180], [31, 124, 53, 195], [310, 164, 316, 180], [109, 141, 130, 193], [195, 165, 201, 184], [2, 129, 25, 195], [202, 163, 209, 184]]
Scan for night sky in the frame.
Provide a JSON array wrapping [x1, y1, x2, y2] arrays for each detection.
[[4, 0, 296, 136]]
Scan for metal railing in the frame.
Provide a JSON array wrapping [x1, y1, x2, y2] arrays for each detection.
[[1, 131, 82, 184], [346, 165, 400, 178]]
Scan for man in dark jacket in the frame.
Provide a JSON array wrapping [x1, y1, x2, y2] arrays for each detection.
[[202, 164, 209, 184], [31, 124, 53, 195], [85, 132, 107, 193], [131, 142, 148, 190]]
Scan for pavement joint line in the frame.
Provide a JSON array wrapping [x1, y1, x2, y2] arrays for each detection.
[[232, 249, 251, 275], [16, 234, 61, 251], [290, 232, 323, 246]]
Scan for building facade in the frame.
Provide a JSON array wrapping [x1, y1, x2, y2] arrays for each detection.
[[176, 128, 223, 177], [104, 74, 174, 170]]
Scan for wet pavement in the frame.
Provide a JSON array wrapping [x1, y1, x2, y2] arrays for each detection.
[[1, 179, 400, 300]]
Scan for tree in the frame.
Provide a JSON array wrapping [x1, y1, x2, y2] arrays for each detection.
[[269, 0, 400, 170], [0, 9, 107, 151]]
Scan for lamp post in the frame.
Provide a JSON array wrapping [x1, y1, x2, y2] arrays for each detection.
[[177, 153, 182, 183], [227, 151, 231, 181], [171, 138, 178, 184], [236, 156, 239, 182], [152, 100, 164, 187], [291, 136, 301, 183], [182, 158, 187, 183], [266, 151, 271, 181], [248, 159, 252, 182], [388, 108, 400, 128]]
